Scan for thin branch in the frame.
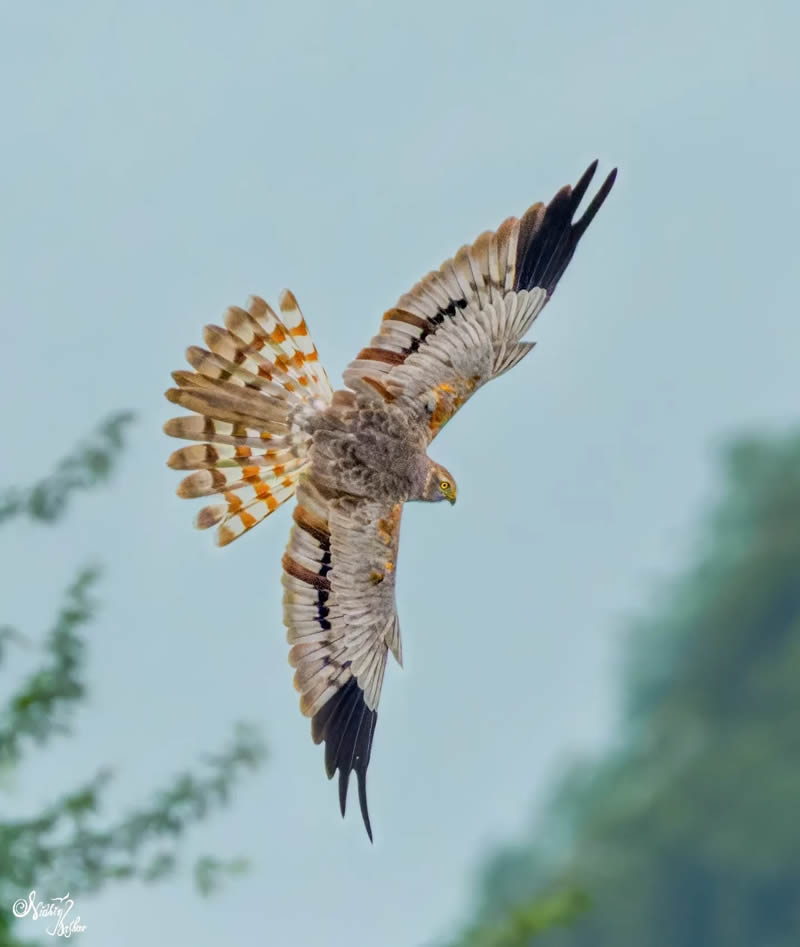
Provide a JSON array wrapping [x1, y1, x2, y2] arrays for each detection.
[[0, 569, 98, 766], [0, 412, 135, 526]]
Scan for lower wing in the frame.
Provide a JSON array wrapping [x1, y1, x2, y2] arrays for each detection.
[[282, 476, 403, 840]]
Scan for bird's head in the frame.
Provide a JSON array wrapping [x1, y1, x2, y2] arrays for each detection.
[[423, 463, 457, 505]]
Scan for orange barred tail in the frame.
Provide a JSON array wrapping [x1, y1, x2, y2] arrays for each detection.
[[163, 291, 333, 547]]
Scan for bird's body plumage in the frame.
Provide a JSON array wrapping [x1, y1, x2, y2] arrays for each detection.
[[164, 161, 617, 839]]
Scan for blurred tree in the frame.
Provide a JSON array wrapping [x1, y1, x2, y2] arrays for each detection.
[[0, 414, 266, 946], [443, 430, 800, 947]]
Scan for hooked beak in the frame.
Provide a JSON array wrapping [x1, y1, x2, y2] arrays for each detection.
[[446, 490, 457, 506]]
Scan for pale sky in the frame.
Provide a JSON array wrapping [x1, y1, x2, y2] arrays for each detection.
[[1, 1, 799, 945]]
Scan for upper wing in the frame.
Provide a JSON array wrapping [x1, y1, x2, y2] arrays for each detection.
[[342, 161, 617, 440], [282, 475, 403, 840]]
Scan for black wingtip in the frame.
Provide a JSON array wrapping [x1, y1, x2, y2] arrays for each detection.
[[570, 159, 600, 208], [337, 767, 373, 841], [338, 767, 349, 817], [313, 676, 379, 841], [357, 769, 374, 842], [573, 166, 618, 240], [514, 161, 618, 296]]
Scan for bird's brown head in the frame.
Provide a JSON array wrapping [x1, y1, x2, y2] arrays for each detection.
[[423, 463, 457, 505]]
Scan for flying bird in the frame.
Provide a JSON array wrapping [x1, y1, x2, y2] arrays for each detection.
[[164, 160, 617, 840]]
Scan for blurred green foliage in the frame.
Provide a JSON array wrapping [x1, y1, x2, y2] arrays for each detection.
[[445, 430, 800, 946], [451, 888, 590, 947], [1, 414, 266, 946], [0, 412, 135, 525]]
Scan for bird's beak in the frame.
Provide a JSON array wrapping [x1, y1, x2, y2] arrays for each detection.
[[447, 491, 456, 506]]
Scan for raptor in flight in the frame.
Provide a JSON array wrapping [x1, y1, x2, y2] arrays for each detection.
[[164, 161, 617, 839]]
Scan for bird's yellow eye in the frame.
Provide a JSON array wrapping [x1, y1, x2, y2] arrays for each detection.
[[440, 480, 451, 491]]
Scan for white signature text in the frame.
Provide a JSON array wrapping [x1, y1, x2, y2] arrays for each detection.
[[12, 891, 86, 938]]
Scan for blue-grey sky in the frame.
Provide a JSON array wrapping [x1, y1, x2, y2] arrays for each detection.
[[2, 1, 798, 945]]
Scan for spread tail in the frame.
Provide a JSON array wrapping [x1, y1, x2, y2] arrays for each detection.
[[164, 291, 333, 546]]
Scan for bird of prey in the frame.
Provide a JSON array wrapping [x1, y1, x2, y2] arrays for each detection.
[[164, 160, 617, 840]]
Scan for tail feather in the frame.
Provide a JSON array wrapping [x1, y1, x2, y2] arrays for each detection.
[[277, 290, 334, 402], [164, 292, 332, 546], [166, 439, 306, 471], [163, 415, 303, 449], [175, 452, 309, 499], [196, 478, 300, 546], [202, 320, 311, 401], [185, 344, 304, 403], [222, 294, 334, 404], [166, 384, 293, 433]]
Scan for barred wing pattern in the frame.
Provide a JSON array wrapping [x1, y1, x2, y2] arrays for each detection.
[[282, 476, 403, 840], [343, 161, 617, 440]]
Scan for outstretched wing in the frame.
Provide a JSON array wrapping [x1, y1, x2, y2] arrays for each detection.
[[282, 475, 403, 840], [343, 161, 617, 439]]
